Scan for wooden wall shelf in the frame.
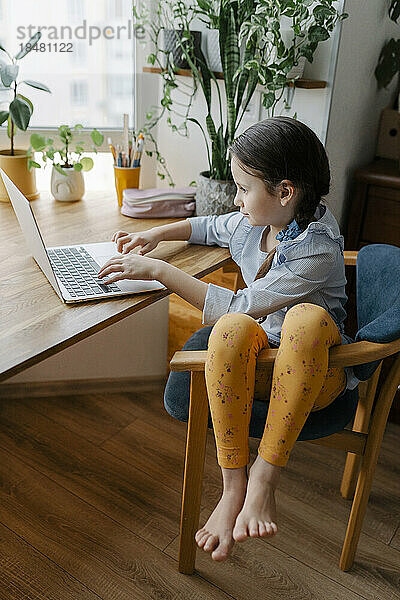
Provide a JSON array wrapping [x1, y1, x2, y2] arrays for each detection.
[[143, 66, 327, 89]]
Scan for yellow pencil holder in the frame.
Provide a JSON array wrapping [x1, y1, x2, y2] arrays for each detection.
[[114, 166, 141, 207]]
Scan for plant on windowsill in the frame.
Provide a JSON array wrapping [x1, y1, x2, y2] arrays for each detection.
[[28, 124, 104, 202], [134, 0, 348, 215], [0, 32, 51, 202]]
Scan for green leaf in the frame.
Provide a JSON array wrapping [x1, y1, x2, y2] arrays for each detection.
[[308, 25, 329, 42], [80, 156, 93, 171], [21, 79, 51, 93], [313, 5, 335, 21], [0, 110, 8, 125], [73, 162, 83, 171], [74, 123, 83, 129], [196, 0, 210, 11], [389, 0, 400, 22], [7, 114, 12, 138], [375, 38, 400, 89], [147, 53, 156, 65], [90, 128, 104, 146], [30, 133, 46, 151], [262, 92, 275, 109], [15, 31, 41, 59], [9, 96, 32, 130], [54, 164, 68, 176], [46, 148, 55, 160], [17, 93, 33, 115], [0, 63, 19, 87], [27, 159, 41, 170]]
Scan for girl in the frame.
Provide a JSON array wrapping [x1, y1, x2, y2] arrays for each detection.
[[98, 116, 358, 564]]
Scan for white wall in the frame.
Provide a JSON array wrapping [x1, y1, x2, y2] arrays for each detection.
[[324, 0, 398, 229]]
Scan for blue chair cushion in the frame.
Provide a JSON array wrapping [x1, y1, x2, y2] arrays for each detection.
[[164, 325, 359, 442], [353, 244, 400, 380]]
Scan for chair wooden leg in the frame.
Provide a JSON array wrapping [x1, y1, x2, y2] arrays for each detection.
[[178, 371, 209, 574], [340, 365, 382, 500], [340, 355, 400, 571]]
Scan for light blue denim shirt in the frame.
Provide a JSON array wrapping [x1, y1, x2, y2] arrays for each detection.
[[187, 202, 359, 391]]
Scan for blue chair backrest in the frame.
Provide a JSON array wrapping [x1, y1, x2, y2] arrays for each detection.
[[353, 244, 400, 380]]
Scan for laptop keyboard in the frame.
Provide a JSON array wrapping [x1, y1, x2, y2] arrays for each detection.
[[47, 246, 121, 298]]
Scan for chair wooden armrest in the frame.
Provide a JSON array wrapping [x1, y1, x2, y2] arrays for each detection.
[[170, 338, 400, 373], [344, 250, 358, 266]]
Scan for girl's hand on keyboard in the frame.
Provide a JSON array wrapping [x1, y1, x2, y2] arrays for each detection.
[[97, 253, 161, 283], [112, 229, 161, 255]]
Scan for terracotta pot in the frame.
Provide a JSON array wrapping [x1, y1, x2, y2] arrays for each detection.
[[195, 170, 237, 216], [0, 149, 39, 202], [50, 165, 85, 202]]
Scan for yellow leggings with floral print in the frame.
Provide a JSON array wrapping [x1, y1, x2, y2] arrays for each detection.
[[205, 303, 347, 468]]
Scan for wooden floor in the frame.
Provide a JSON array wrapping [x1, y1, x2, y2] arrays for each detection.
[[0, 382, 399, 600]]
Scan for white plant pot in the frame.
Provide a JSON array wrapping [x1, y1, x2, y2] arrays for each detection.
[[50, 166, 85, 202]]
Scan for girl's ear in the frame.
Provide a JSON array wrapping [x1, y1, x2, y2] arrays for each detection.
[[279, 180, 295, 206]]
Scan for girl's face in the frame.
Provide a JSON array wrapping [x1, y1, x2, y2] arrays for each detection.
[[231, 156, 295, 229]]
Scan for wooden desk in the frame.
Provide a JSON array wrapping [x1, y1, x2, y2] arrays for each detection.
[[0, 191, 232, 383]]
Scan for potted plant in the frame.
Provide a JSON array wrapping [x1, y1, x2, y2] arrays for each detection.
[[134, 0, 348, 215], [375, 0, 400, 92], [0, 32, 51, 202], [28, 124, 104, 202]]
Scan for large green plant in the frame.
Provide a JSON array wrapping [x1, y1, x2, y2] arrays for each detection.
[[134, 0, 347, 182], [0, 32, 51, 155], [375, 0, 400, 90]]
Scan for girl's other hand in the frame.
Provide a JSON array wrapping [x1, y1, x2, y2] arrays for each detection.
[[97, 253, 161, 283], [112, 228, 161, 255]]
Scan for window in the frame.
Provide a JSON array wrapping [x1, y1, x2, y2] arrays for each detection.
[[108, 74, 133, 99], [70, 40, 87, 65], [0, 0, 135, 131], [68, 0, 85, 22], [107, 0, 125, 19], [0, 0, 137, 191], [71, 80, 88, 106]]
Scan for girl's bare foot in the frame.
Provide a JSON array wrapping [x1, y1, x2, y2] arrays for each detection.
[[195, 466, 248, 561], [233, 455, 280, 542]]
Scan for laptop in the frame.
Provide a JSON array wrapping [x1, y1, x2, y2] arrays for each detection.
[[0, 168, 166, 304]]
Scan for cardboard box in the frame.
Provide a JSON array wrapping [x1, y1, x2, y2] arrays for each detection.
[[376, 107, 400, 160]]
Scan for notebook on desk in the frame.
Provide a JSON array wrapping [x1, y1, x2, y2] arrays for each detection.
[[0, 168, 166, 304]]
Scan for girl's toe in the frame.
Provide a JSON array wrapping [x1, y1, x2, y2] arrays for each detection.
[[249, 518, 259, 537], [212, 540, 231, 562], [197, 532, 211, 548], [195, 528, 206, 543], [203, 535, 218, 552], [271, 522, 278, 535], [264, 522, 273, 535], [258, 520, 267, 536], [233, 520, 248, 541]]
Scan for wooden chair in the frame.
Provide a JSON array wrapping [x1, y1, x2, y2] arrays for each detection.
[[169, 244, 400, 573]]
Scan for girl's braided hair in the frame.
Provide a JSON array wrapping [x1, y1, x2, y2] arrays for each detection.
[[228, 117, 331, 281]]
